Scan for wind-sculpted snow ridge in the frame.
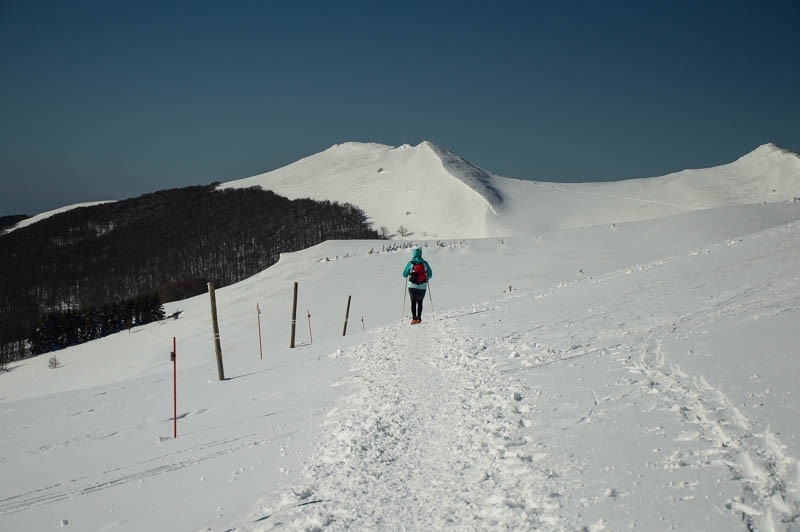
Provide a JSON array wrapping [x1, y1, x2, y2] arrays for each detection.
[[424, 141, 504, 211], [245, 316, 564, 530]]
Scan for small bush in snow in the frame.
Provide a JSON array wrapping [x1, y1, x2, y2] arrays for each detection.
[[48, 355, 61, 369]]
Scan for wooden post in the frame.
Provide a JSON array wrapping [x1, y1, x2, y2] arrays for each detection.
[[342, 295, 352, 336], [171, 336, 177, 439], [257, 303, 263, 360], [290, 282, 298, 348], [208, 282, 225, 380], [307, 310, 313, 344]]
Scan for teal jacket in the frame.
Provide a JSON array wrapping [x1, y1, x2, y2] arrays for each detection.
[[403, 248, 433, 289]]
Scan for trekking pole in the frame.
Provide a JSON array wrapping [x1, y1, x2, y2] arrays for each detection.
[[427, 280, 435, 317], [401, 281, 407, 324]]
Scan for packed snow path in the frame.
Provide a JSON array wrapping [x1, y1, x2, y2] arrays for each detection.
[[249, 315, 562, 530]]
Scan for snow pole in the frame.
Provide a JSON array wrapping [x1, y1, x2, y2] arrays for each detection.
[[427, 281, 435, 317], [361, 316, 365, 331], [171, 337, 177, 439], [307, 310, 313, 344], [257, 303, 263, 360]]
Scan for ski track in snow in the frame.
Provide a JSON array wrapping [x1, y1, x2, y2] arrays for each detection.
[[0, 429, 295, 516], [245, 316, 563, 530]]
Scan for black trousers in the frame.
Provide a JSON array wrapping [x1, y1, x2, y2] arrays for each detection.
[[409, 288, 426, 319]]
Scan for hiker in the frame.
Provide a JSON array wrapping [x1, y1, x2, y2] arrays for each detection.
[[403, 246, 433, 324]]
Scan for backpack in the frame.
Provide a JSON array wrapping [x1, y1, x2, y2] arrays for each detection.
[[409, 262, 427, 284]]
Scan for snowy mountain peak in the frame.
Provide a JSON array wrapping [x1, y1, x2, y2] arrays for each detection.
[[219, 141, 504, 238], [735, 142, 800, 164]]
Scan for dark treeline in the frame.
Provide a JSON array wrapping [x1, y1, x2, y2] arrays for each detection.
[[29, 293, 165, 355], [0, 184, 378, 361]]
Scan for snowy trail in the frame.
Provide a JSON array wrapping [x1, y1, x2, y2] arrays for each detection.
[[243, 315, 562, 530]]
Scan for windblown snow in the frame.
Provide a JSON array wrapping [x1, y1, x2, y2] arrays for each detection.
[[2, 142, 800, 531]]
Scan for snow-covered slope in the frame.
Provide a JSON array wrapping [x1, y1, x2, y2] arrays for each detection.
[[2, 201, 800, 530], [221, 141, 800, 237], [618, 142, 800, 207]]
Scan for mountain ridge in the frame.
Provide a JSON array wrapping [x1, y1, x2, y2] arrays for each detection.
[[221, 140, 800, 238], [6, 142, 799, 237]]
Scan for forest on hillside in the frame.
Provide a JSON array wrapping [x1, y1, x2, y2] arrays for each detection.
[[0, 184, 378, 361]]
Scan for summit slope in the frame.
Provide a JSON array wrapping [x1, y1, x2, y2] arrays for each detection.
[[219, 141, 502, 239]]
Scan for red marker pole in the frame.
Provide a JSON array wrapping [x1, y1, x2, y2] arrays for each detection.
[[257, 303, 263, 360], [307, 310, 313, 344], [172, 336, 177, 439]]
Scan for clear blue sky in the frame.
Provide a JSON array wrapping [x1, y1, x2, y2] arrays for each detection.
[[1, 0, 798, 215]]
